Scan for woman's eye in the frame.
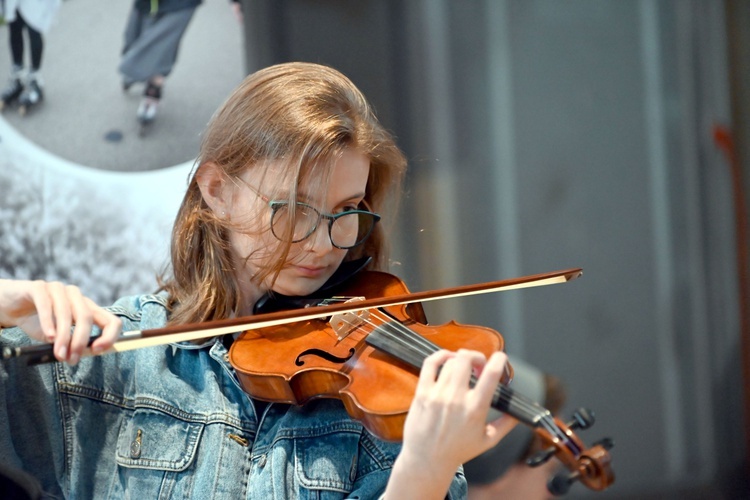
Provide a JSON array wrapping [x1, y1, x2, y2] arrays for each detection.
[[335, 204, 359, 214]]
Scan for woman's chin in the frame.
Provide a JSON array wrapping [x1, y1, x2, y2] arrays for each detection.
[[272, 274, 331, 298]]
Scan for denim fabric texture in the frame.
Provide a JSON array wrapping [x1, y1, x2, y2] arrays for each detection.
[[0, 293, 467, 499]]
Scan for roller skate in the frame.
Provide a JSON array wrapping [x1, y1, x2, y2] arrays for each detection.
[[0, 73, 24, 111], [18, 75, 43, 116], [137, 81, 161, 137]]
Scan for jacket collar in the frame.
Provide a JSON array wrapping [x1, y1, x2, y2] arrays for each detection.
[[252, 257, 372, 314]]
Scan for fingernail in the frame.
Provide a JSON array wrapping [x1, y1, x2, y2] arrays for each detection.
[[58, 345, 67, 360], [70, 353, 79, 365]]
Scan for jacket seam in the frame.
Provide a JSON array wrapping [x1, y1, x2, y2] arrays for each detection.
[[57, 383, 255, 431]]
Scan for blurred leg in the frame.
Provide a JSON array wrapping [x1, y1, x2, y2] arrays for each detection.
[[8, 16, 24, 68]]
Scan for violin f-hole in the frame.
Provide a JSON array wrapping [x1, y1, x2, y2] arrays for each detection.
[[295, 348, 356, 366]]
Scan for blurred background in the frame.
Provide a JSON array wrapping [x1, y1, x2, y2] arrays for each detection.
[[1, 1, 749, 499]]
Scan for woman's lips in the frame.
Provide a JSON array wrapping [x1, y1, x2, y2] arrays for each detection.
[[293, 265, 328, 278]]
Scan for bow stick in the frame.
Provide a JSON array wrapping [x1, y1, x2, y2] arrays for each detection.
[[2, 268, 582, 365]]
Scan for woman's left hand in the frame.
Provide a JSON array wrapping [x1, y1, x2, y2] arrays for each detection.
[[385, 349, 516, 499]]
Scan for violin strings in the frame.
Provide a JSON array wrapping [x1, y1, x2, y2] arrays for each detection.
[[333, 307, 569, 442], [363, 310, 574, 447]]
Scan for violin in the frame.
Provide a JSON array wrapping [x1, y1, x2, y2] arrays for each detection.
[[229, 270, 615, 495], [3, 267, 614, 494]]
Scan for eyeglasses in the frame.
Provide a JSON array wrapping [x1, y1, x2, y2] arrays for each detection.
[[240, 180, 381, 249]]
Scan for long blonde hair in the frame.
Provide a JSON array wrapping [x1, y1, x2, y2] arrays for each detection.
[[161, 62, 407, 325]]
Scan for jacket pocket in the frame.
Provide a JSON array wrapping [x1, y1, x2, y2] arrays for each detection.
[[294, 431, 359, 497], [115, 408, 204, 471]]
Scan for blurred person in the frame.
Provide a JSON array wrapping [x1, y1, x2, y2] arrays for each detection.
[[0, 0, 61, 114], [119, 0, 241, 128]]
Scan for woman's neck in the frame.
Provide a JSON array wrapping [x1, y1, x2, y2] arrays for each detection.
[[237, 279, 266, 317]]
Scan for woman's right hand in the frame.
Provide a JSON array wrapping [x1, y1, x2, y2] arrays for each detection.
[[0, 280, 121, 364]]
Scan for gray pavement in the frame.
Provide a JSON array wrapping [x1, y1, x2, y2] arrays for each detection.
[[0, 0, 246, 172]]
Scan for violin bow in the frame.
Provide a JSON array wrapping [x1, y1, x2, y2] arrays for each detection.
[[2, 268, 582, 365]]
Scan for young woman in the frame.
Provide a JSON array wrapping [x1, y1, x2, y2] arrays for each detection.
[[0, 62, 514, 499]]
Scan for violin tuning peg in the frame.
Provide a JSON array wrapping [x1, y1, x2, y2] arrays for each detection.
[[547, 470, 580, 496], [593, 437, 615, 450], [526, 445, 556, 467], [567, 407, 595, 430]]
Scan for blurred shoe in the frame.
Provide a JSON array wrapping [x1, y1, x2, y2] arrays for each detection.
[[0, 67, 24, 110], [136, 81, 162, 124], [18, 74, 43, 115]]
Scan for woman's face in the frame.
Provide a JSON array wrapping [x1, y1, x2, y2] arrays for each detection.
[[228, 147, 371, 304]]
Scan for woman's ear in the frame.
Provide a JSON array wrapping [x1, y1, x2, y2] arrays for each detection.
[[195, 162, 230, 216]]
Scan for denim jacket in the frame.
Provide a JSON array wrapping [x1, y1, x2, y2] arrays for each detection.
[[0, 293, 467, 499]]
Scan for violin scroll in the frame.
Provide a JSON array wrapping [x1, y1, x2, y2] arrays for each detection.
[[527, 407, 615, 495]]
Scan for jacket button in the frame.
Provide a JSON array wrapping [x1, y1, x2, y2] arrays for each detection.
[[258, 454, 267, 468], [130, 429, 143, 459]]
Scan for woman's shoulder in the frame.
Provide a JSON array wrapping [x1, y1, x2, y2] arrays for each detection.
[[107, 292, 170, 330]]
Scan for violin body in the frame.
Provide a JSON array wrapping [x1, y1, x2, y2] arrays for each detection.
[[228, 268, 614, 493], [229, 271, 509, 441]]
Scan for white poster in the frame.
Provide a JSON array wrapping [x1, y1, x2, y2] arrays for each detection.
[[0, 0, 244, 306]]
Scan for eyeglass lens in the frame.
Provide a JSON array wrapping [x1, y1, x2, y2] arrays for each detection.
[[270, 203, 377, 248]]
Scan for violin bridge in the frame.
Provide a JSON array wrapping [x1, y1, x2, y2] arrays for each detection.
[[328, 297, 369, 341]]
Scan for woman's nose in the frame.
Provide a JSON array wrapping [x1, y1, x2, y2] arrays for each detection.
[[303, 221, 334, 254]]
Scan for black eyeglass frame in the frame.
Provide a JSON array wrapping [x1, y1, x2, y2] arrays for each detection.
[[267, 200, 381, 250], [237, 178, 381, 250]]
